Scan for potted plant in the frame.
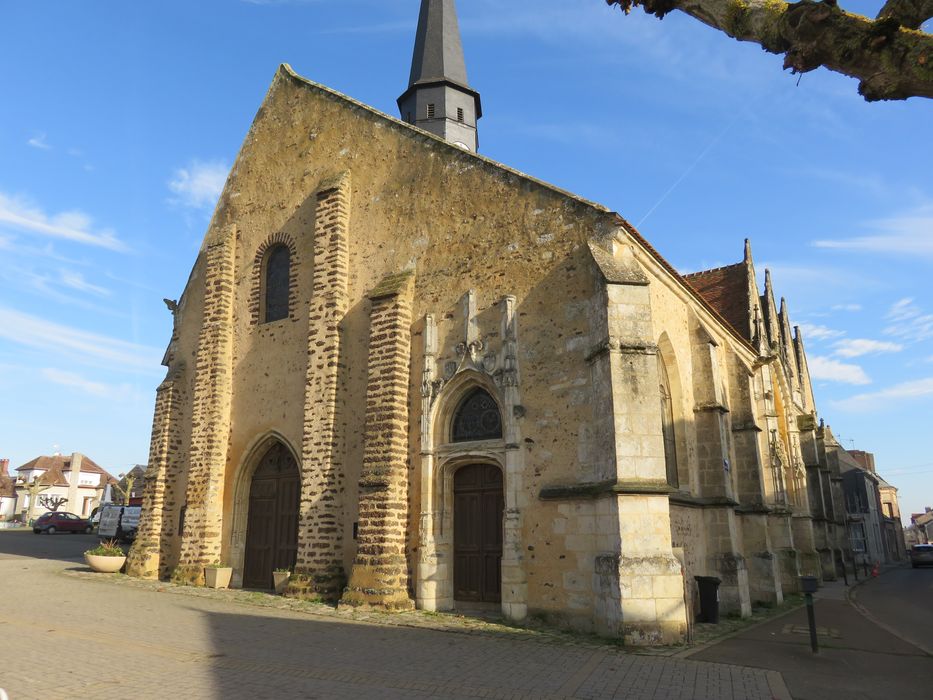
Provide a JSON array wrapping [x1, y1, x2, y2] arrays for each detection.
[[273, 568, 291, 595], [84, 539, 126, 573], [204, 562, 233, 589]]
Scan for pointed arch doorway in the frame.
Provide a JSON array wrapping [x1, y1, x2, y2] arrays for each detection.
[[453, 463, 504, 603], [243, 441, 299, 589]]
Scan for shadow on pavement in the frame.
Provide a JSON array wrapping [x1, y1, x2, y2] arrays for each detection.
[[0, 529, 105, 563]]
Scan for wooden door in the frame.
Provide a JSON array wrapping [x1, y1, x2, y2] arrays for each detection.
[[454, 464, 503, 603], [243, 442, 299, 589]]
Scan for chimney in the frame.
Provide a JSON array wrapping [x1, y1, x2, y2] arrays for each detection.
[[0, 459, 9, 476]]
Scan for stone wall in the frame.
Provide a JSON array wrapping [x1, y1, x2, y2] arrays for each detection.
[[134, 63, 832, 644]]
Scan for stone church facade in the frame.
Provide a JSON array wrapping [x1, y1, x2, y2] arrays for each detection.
[[127, 0, 849, 645]]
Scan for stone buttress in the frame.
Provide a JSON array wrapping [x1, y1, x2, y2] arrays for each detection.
[[689, 327, 751, 618], [126, 366, 184, 579], [172, 225, 237, 584], [287, 173, 352, 600], [587, 239, 687, 645], [341, 271, 416, 609]]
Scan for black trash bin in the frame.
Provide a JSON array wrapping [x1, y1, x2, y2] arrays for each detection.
[[694, 575, 722, 624]]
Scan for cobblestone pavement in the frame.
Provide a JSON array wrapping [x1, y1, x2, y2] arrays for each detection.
[[0, 532, 787, 699]]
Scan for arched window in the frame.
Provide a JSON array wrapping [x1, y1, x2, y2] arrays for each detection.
[[451, 388, 502, 442], [263, 244, 290, 323], [659, 358, 679, 488]]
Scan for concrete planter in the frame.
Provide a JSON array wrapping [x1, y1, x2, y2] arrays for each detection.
[[205, 567, 233, 589], [273, 571, 291, 595], [85, 553, 126, 573]]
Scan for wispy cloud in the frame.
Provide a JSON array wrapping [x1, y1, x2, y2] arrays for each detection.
[[831, 303, 861, 312], [832, 377, 933, 412], [27, 133, 51, 150], [0, 306, 162, 372], [799, 322, 845, 342], [813, 205, 933, 258], [58, 270, 110, 296], [41, 368, 135, 400], [0, 191, 127, 251], [832, 338, 902, 358], [808, 356, 870, 385], [884, 298, 933, 343], [168, 160, 228, 210]]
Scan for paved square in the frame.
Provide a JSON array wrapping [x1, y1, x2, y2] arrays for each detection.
[[0, 532, 784, 699]]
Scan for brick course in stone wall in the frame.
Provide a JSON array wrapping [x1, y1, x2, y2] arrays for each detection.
[[341, 271, 416, 610], [127, 374, 179, 579], [287, 175, 351, 601], [172, 227, 237, 585]]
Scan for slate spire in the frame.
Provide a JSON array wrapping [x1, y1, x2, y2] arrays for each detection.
[[398, 0, 482, 152]]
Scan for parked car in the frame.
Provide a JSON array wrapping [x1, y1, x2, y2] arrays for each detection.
[[32, 512, 93, 535], [910, 544, 933, 568]]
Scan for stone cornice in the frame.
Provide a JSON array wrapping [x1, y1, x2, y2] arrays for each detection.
[[539, 478, 676, 500], [585, 336, 658, 363], [668, 494, 740, 509], [694, 402, 730, 415]]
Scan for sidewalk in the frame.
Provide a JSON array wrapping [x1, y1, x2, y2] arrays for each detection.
[[688, 575, 933, 700]]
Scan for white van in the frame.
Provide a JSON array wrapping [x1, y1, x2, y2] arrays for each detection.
[[97, 503, 141, 542]]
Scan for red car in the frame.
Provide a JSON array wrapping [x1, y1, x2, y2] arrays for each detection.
[[32, 512, 93, 535]]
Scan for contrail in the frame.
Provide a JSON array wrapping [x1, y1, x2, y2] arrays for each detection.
[[636, 109, 745, 228]]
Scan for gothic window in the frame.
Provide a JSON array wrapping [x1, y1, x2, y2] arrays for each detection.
[[451, 388, 502, 443], [659, 358, 679, 488], [263, 244, 290, 323]]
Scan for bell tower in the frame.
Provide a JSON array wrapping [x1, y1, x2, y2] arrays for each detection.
[[398, 0, 482, 152]]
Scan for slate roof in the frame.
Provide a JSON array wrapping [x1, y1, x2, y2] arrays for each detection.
[[407, 0, 470, 88], [683, 262, 751, 342]]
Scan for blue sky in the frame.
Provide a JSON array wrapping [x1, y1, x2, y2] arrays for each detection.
[[1, 1, 930, 521]]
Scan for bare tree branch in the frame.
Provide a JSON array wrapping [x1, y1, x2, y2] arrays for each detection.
[[39, 494, 68, 512], [878, 0, 933, 30], [606, 0, 933, 101]]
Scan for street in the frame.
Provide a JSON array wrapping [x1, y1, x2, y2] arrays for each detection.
[[0, 531, 781, 700], [851, 564, 933, 654], [691, 565, 933, 700]]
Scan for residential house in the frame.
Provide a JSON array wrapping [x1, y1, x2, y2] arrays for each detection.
[[14, 453, 115, 521]]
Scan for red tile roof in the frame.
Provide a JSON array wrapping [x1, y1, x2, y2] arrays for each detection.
[[612, 216, 756, 353], [15, 454, 114, 485], [683, 262, 751, 342]]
